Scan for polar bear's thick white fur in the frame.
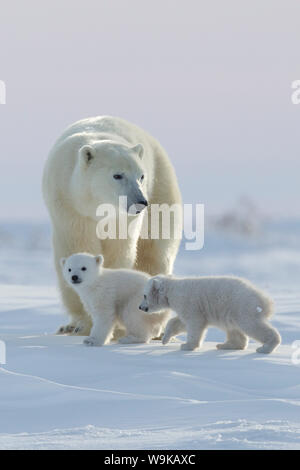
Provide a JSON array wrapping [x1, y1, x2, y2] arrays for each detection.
[[140, 275, 281, 353], [43, 116, 182, 335], [61, 253, 170, 346]]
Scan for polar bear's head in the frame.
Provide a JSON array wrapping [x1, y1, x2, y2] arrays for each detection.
[[72, 140, 148, 218], [60, 253, 104, 288], [139, 276, 169, 312]]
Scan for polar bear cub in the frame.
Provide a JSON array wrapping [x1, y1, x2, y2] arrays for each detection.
[[61, 253, 169, 346], [139, 275, 281, 353]]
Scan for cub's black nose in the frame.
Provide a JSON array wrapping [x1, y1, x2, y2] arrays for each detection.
[[72, 275, 78, 282], [138, 199, 148, 207]]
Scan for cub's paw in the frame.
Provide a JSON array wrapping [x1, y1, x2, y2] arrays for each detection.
[[162, 334, 171, 345], [256, 344, 272, 354], [56, 324, 75, 335], [180, 342, 197, 351], [83, 336, 103, 347]]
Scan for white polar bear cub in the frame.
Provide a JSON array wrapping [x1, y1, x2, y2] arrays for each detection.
[[139, 275, 281, 353], [61, 253, 169, 346]]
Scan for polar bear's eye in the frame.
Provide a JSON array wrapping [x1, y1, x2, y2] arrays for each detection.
[[140, 175, 144, 181], [81, 267, 86, 271], [68, 268, 71, 272], [113, 174, 123, 180]]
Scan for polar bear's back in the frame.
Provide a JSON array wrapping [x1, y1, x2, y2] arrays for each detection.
[[53, 115, 162, 155]]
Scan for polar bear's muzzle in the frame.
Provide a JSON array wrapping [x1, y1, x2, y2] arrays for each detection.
[[134, 199, 148, 214], [128, 199, 148, 215]]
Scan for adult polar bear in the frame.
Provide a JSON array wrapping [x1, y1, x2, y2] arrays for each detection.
[[43, 116, 182, 335]]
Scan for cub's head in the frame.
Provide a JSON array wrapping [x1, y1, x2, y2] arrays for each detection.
[[60, 253, 104, 288], [139, 276, 169, 313], [73, 140, 148, 217]]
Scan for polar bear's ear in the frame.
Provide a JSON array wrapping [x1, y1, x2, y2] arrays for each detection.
[[95, 254, 104, 266], [132, 143, 144, 159], [79, 145, 94, 166], [60, 257, 66, 268]]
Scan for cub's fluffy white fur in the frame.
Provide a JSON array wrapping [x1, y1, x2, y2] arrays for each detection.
[[61, 253, 169, 346], [140, 275, 281, 353]]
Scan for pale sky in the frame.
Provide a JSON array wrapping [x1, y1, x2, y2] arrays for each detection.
[[1, 0, 300, 220]]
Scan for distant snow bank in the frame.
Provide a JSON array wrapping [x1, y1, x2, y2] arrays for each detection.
[[1, 218, 300, 288]]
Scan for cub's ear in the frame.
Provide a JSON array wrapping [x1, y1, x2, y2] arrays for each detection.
[[95, 254, 104, 266], [79, 145, 94, 165], [132, 143, 144, 159], [151, 277, 163, 293], [60, 257, 66, 268]]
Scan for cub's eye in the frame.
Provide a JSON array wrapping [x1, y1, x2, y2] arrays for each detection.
[[68, 268, 71, 272], [81, 267, 86, 271], [113, 174, 123, 180], [140, 175, 144, 181], [144, 295, 146, 299]]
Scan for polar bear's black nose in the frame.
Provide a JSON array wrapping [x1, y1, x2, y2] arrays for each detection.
[[138, 199, 148, 207], [72, 275, 78, 282]]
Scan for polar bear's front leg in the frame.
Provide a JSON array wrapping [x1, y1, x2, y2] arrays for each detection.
[[83, 310, 115, 347]]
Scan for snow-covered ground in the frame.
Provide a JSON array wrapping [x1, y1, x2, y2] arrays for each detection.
[[0, 219, 300, 450]]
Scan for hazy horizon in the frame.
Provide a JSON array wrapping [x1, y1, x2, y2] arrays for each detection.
[[1, 0, 300, 221]]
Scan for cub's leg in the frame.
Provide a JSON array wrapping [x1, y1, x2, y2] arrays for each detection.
[[84, 311, 115, 347], [118, 307, 168, 344], [162, 316, 186, 345], [181, 316, 207, 351], [217, 329, 248, 350], [56, 280, 92, 335], [242, 320, 281, 354], [119, 312, 152, 344]]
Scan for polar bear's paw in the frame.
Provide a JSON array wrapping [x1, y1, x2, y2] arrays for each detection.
[[73, 320, 91, 336], [56, 324, 76, 335], [83, 336, 103, 347]]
